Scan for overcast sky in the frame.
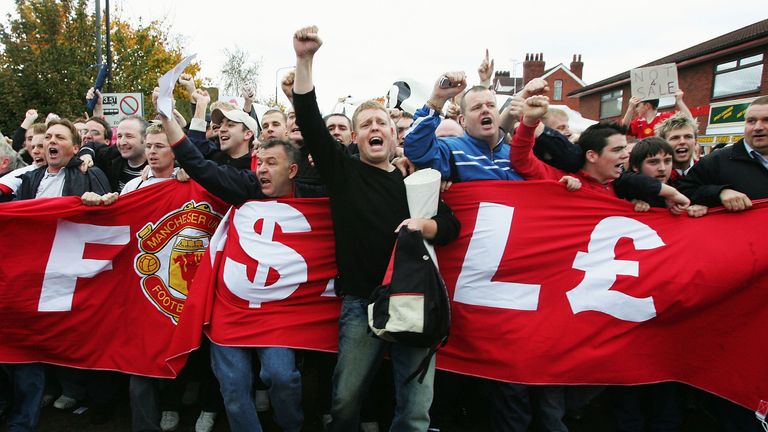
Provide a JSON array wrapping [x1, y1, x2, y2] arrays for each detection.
[[0, 0, 765, 113]]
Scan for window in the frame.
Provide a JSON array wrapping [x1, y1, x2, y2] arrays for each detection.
[[553, 80, 563, 100], [712, 53, 763, 98], [600, 89, 623, 119]]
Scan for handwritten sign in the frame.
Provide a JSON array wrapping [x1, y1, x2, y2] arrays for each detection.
[[630, 63, 678, 101]]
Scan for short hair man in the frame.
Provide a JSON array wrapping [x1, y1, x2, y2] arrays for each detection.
[[186, 90, 256, 172], [622, 90, 692, 139], [404, 77, 525, 181], [395, 112, 413, 146], [511, 96, 690, 210], [84, 116, 112, 145], [656, 112, 698, 180], [0, 124, 46, 200], [155, 90, 321, 431], [79, 115, 149, 192], [324, 113, 353, 145], [7, 119, 109, 431], [81, 122, 216, 432], [675, 99, 768, 431], [542, 108, 572, 140], [261, 109, 289, 141], [679, 96, 768, 215], [11, 109, 45, 164], [291, 26, 460, 432]]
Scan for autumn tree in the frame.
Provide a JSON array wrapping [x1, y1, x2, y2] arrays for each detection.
[[0, 0, 200, 134]]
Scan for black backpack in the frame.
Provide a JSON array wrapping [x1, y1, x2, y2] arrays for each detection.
[[367, 227, 451, 383]]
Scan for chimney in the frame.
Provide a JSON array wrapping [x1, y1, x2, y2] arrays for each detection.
[[523, 53, 546, 85], [570, 54, 583, 79]]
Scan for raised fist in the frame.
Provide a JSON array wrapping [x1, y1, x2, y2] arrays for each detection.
[[522, 95, 550, 126], [293, 26, 322, 58]]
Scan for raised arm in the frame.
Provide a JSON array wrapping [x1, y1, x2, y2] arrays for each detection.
[[509, 95, 563, 181], [402, 72, 466, 176], [155, 92, 262, 205], [674, 89, 693, 120], [622, 97, 641, 127]]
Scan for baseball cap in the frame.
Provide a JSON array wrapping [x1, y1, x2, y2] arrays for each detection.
[[211, 108, 258, 133]]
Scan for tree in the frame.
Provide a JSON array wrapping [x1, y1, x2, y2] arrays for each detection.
[[0, 0, 200, 134], [220, 46, 261, 97]]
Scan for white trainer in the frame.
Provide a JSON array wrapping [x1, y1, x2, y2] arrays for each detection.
[[195, 411, 217, 432], [160, 410, 180, 431], [53, 395, 77, 410]]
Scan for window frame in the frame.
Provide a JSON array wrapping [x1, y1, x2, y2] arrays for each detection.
[[599, 89, 623, 119], [553, 80, 563, 101], [711, 52, 764, 99]]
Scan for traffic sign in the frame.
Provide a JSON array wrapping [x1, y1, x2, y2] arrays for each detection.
[[102, 93, 144, 127]]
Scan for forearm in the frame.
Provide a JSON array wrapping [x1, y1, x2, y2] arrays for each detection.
[[621, 106, 634, 126], [676, 99, 692, 119], [193, 100, 208, 120], [162, 115, 185, 145], [294, 56, 314, 95]]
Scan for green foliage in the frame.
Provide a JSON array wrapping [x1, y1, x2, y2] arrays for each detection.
[[0, 0, 200, 134]]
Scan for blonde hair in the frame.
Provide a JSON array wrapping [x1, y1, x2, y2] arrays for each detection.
[[351, 100, 388, 131], [145, 122, 165, 135], [655, 112, 698, 139]]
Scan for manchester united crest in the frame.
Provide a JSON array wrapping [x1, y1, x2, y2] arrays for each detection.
[[134, 201, 223, 323]]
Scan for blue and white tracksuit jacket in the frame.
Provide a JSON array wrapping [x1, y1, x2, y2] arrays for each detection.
[[403, 105, 524, 182]]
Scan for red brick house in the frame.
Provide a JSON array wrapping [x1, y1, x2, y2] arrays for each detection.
[[569, 19, 768, 147], [492, 54, 586, 111]]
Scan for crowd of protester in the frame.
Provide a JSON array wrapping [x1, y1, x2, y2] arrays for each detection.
[[1, 25, 767, 432]]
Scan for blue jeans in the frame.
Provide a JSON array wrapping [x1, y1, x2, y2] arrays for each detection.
[[329, 296, 435, 432], [210, 342, 302, 432], [6, 363, 45, 432]]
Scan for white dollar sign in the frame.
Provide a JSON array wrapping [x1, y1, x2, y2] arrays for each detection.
[[223, 201, 311, 308]]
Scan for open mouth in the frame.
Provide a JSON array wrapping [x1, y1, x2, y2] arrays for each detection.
[[481, 117, 493, 126], [48, 147, 59, 157], [220, 135, 230, 142], [33, 156, 45, 165], [291, 126, 300, 133], [259, 178, 271, 185], [369, 137, 383, 147]]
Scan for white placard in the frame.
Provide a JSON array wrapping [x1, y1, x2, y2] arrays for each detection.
[[630, 63, 679, 101]]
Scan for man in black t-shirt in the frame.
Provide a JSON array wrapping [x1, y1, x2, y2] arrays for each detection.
[[292, 26, 460, 432]]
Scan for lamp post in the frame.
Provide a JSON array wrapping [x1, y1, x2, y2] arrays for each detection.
[[275, 66, 294, 104]]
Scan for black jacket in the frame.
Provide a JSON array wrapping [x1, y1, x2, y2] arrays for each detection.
[[677, 140, 768, 207], [172, 136, 324, 205], [16, 157, 111, 200], [78, 141, 137, 192]]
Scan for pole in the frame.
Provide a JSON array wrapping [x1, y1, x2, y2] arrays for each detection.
[[105, 0, 112, 92], [95, 0, 102, 65]]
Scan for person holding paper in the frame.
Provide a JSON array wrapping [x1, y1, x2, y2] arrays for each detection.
[[291, 25, 460, 432], [622, 90, 692, 139]]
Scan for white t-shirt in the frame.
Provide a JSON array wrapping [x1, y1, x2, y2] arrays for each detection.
[[120, 168, 178, 195]]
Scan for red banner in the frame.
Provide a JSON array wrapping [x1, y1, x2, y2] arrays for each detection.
[[1, 179, 767, 411], [433, 181, 768, 412], [166, 199, 342, 375], [0, 181, 228, 377]]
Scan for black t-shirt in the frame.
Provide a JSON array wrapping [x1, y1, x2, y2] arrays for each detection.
[[294, 88, 459, 298]]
